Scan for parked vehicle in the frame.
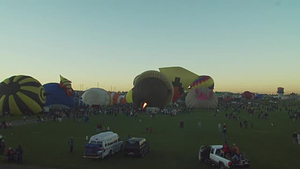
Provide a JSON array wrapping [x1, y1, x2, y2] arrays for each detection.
[[124, 137, 150, 157], [199, 145, 250, 169], [83, 131, 123, 159]]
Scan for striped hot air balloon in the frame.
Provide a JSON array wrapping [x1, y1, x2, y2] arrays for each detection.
[[189, 76, 214, 90], [117, 95, 126, 104], [0, 75, 46, 115], [60, 75, 74, 96], [110, 92, 120, 104]]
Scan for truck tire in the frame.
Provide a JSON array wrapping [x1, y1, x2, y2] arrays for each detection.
[[219, 163, 225, 169]]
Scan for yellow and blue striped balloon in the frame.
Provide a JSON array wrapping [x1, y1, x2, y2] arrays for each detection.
[[0, 75, 46, 115]]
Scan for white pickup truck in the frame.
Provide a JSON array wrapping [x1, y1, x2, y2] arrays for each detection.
[[199, 145, 250, 169]]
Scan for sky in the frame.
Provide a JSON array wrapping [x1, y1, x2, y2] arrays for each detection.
[[0, 0, 299, 94]]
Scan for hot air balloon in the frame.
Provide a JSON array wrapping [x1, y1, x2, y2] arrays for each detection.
[[132, 70, 173, 109], [159, 67, 198, 102], [185, 87, 218, 109], [82, 88, 111, 107], [0, 75, 46, 115], [126, 90, 133, 103], [255, 94, 264, 99], [277, 87, 284, 97], [242, 91, 254, 100], [110, 92, 120, 104], [43, 83, 88, 110], [60, 75, 74, 96], [189, 76, 214, 90], [117, 95, 126, 104]]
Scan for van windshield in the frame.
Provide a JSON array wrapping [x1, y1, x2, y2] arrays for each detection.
[[90, 141, 102, 146]]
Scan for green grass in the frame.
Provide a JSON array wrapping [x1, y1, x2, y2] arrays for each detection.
[[0, 108, 299, 169], [0, 114, 38, 122]]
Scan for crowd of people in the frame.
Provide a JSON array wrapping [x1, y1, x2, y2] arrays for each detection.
[[0, 135, 23, 163], [0, 95, 299, 166]]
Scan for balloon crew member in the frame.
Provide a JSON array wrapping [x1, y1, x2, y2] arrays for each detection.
[[222, 141, 230, 158]]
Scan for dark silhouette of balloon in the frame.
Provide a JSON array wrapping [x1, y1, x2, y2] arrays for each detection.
[[132, 70, 173, 109]]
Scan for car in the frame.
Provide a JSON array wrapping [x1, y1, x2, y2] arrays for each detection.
[[199, 145, 250, 169], [83, 131, 123, 159], [123, 137, 150, 157]]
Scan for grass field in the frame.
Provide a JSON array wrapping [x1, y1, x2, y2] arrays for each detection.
[[0, 107, 299, 169]]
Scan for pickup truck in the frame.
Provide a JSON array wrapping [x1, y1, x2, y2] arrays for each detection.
[[199, 145, 250, 169]]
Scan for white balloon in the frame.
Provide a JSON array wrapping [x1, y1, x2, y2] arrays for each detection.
[[82, 88, 110, 106]]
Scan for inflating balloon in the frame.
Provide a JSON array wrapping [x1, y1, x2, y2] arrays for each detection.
[[60, 75, 74, 96], [117, 95, 126, 104], [159, 67, 198, 102], [44, 83, 88, 109], [126, 90, 133, 103], [189, 76, 214, 90], [242, 91, 254, 100], [185, 87, 218, 109], [110, 92, 120, 104], [132, 70, 173, 109], [0, 75, 46, 115], [82, 88, 111, 106]]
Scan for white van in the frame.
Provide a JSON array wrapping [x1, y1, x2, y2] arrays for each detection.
[[83, 131, 123, 159]]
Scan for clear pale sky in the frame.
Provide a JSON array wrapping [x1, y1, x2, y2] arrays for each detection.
[[1, 0, 299, 94]]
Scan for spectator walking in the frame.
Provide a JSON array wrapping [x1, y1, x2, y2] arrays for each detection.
[[68, 137, 74, 153]]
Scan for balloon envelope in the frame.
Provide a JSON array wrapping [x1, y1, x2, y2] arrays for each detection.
[[242, 91, 254, 100], [82, 88, 110, 106], [189, 76, 214, 90], [132, 70, 173, 109], [159, 67, 198, 102], [44, 83, 88, 109], [126, 90, 133, 103], [185, 87, 218, 109], [0, 75, 46, 115]]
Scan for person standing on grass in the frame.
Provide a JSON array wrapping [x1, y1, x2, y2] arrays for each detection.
[[23, 115, 26, 124], [293, 132, 297, 144], [198, 121, 201, 129], [68, 137, 74, 153], [223, 128, 227, 141], [0, 140, 5, 156], [15, 144, 23, 163], [297, 132, 300, 145]]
